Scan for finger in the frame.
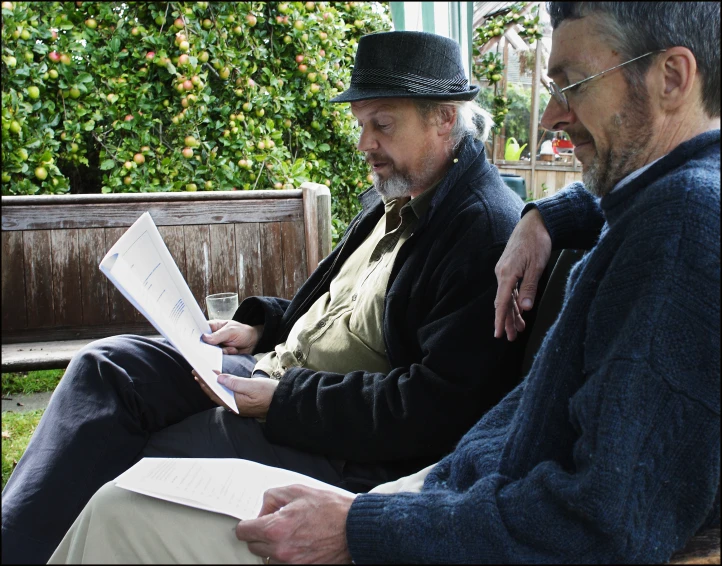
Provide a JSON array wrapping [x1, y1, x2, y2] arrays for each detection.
[[256, 486, 297, 518], [208, 319, 230, 332], [235, 516, 274, 542], [511, 288, 526, 333], [494, 286, 514, 339], [504, 299, 518, 342], [517, 278, 540, 312], [222, 347, 240, 355], [494, 274, 519, 339], [246, 541, 276, 561]]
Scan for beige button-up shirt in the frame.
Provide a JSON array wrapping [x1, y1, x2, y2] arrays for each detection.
[[254, 183, 439, 379]]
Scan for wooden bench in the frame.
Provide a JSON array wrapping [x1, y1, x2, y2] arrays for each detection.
[[1, 183, 331, 372]]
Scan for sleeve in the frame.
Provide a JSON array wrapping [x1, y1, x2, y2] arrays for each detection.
[[233, 296, 291, 354], [524, 182, 605, 250], [263, 225, 527, 463], [346, 192, 721, 563]]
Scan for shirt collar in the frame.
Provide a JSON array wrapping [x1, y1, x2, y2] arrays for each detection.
[[611, 153, 667, 193]]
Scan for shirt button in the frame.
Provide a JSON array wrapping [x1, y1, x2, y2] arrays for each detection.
[[294, 349, 303, 361], [318, 321, 326, 328], [351, 294, 357, 301]]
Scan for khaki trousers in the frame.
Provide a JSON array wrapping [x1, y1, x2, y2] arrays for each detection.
[[48, 464, 434, 564]]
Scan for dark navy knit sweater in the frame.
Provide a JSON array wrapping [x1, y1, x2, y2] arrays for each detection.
[[346, 130, 721, 563]]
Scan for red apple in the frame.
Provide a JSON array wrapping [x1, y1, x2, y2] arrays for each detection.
[[182, 147, 193, 158], [145, 51, 155, 61], [124, 114, 134, 121], [133, 153, 145, 165], [295, 54, 304, 63], [48, 51, 61, 62], [246, 13, 257, 26]]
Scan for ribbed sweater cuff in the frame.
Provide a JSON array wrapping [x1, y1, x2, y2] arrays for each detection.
[[346, 494, 394, 564], [523, 182, 602, 249]]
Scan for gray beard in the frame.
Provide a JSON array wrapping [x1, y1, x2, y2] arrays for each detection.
[[371, 146, 441, 199], [581, 89, 653, 198], [372, 171, 413, 199]]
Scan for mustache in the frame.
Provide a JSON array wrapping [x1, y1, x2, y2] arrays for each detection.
[[365, 153, 392, 165], [564, 130, 593, 146]]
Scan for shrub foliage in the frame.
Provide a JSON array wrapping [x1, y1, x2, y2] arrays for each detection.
[[1, 1, 391, 236]]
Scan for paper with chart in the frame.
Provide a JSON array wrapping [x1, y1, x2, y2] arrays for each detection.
[[99, 212, 237, 412], [115, 457, 354, 520]]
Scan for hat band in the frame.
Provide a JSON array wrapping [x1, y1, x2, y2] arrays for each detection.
[[350, 68, 469, 95]]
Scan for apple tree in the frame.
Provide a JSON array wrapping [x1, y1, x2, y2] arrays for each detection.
[[1, 1, 391, 238]]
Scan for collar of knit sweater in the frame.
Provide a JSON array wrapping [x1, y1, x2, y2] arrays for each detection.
[[601, 129, 720, 220]]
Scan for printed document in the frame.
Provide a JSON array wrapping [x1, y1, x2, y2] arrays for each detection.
[[115, 457, 354, 520], [99, 212, 237, 412]]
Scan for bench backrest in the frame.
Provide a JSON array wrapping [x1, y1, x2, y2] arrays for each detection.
[[1, 183, 331, 344]]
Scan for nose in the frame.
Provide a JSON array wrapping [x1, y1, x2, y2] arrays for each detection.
[[540, 95, 576, 133], [356, 125, 378, 152]]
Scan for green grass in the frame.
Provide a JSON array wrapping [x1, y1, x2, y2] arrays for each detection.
[[1, 370, 63, 489], [2, 369, 64, 395], [2, 409, 44, 490]]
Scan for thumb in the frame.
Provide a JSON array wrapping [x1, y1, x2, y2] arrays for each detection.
[[203, 325, 232, 345]]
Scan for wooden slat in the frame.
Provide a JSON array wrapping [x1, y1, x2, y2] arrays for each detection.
[[183, 225, 212, 315], [260, 222, 284, 298], [209, 224, 238, 296], [281, 221, 308, 299], [78, 229, 110, 326], [563, 171, 579, 188], [50, 229, 83, 327], [2, 199, 303, 231], [2, 335, 163, 372], [157, 225, 187, 283], [2, 322, 157, 344], [2, 189, 302, 206], [104, 227, 140, 324], [234, 223, 262, 302], [23, 230, 54, 328], [669, 528, 720, 564], [2, 231, 27, 333]]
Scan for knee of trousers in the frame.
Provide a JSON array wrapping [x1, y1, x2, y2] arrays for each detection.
[[62, 334, 150, 390]]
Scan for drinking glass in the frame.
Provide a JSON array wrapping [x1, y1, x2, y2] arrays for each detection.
[[205, 292, 239, 320]]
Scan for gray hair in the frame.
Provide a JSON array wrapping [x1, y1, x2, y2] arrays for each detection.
[[413, 99, 495, 150], [547, 2, 720, 118]]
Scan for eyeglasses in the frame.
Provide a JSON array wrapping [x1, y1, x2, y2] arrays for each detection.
[[546, 50, 666, 112]]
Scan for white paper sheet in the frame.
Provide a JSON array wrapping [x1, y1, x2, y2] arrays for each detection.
[[115, 457, 354, 520], [99, 212, 237, 412]]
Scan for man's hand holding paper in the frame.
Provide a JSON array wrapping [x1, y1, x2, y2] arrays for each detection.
[[194, 370, 278, 419], [201, 320, 263, 355]]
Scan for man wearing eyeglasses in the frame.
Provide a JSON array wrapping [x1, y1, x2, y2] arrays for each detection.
[[43, 3, 719, 564]]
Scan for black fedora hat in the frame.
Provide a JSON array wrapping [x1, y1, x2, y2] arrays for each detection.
[[331, 31, 479, 103]]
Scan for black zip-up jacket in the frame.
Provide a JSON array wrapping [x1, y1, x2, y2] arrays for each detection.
[[235, 136, 529, 486]]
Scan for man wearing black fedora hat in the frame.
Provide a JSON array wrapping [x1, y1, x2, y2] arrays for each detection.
[[7, 31, 532, 564]]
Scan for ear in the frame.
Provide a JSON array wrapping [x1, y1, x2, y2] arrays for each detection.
[[652, 46, 698, 112], [435, 104, 457, 136]]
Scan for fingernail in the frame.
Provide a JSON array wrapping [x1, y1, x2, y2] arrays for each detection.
[[521, 299, 532, 309]]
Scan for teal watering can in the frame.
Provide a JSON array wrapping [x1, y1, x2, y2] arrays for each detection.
[[504, 137, 527, 161]]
